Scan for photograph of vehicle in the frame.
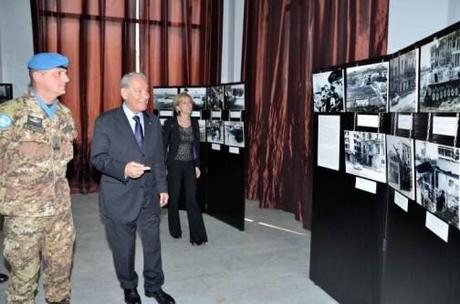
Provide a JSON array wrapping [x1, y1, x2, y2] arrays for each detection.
[[180, 87, 206, 110], [207, 86, 224, 111], [224, 121, 245, 147], [344, 130, 387, 183], [389, 49, 418, 112], [153, 87, 178, 110], [415, 140, 460, 229], [313, 69, 344, 112], [387, 135, 415, 199], [346, 62, 388, 112], [419, 29, 460, 112], [225, 83, 245, 111]]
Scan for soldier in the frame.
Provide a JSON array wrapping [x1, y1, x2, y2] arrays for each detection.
[[0, 53, 77, 304]]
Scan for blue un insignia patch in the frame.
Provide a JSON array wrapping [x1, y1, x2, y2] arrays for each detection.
[[0, 114, 13, 129]]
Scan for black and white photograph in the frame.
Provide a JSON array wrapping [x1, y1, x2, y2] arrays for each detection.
[[224, 121, 245, 147], [312, 69, 344, 112], [387, 135, 415, 199], [420, 29, 460, 112], [206, 86, 224, 111], [206, 120, 224, 144], [415, 140, 460, 228], [346, 62, 388, 112], [225, 83, 245, 110], [0, 83, 13, 104], [153, 87, 178, 110], [198, 119, 207, 142], [344, 130, 387, 183], [180, 87, 206, 110], [389, 49, 418, 112]]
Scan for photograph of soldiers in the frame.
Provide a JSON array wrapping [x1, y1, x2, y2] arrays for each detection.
[[415, 140, 460, 228], [153, 87, 178, 110], [0, 84, 13, 104], [180, 87, 206, 110], [225, 84, 245, 111], [389, 49, 418, 112], [206, 120, 224, 144], [312, 69, 344, 112], [0, 52, 76, 303], [346, 62, 388, 112], [420, 29, 460, 112], [344, 130, 387, 183], [206, 86, 224, 111], [224, 121, 245, 147], [387, 135, 415, 199]]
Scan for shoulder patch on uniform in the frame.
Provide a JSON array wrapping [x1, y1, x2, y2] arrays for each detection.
[[0, 113, 13, 129]]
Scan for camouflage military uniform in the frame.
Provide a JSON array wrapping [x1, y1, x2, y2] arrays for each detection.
[[0, 95, 76, 304]]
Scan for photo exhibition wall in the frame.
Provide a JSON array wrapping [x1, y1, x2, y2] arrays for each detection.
[[310, 21, 460, 304], [153, 83, 247, 230]]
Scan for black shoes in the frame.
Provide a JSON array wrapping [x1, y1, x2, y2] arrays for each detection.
[[145, 288, 176, 304], [190, 240, 207, 246], [124, 288, 142, 304]]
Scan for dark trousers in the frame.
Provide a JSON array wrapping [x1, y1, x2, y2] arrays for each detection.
[[167, 160, 208, 242], [103, 197, 164, 292]]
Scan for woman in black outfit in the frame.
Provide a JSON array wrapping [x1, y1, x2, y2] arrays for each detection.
[[163, 92, 208, 245]]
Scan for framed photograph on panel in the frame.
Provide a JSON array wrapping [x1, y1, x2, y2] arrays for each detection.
[[344, 130, 387, 183], [180, 87, 206, 110], [386, 135, 415, 200], [0, 83, 13, 104], [389, 49, 418, 112], [312, 69, 344, 112], [206, 120, 224, 144], [346, 62, 389, 112], [198, 119, 207, 142], [419, 28, 460, 112], [415, 140, 460, 229], [225, 83, 245, 111], [206, 86, 224, 111], [224, 121, 245, 148], [153, 87, 178, 110]]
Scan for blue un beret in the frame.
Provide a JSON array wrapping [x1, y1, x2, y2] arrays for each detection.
[[27, 52, 69, 70]]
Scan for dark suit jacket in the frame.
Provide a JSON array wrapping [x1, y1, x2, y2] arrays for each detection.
[[91, 107, 167, 223], [162, 117, 200, 168]]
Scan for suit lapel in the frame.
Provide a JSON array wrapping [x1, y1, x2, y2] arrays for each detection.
[[142, 112, 154, 148]]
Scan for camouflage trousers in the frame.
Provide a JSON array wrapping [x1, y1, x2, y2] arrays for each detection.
[[3, 212, 75, 304]]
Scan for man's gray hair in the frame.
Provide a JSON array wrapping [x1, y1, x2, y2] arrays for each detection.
[[120, 72, 147, 89]]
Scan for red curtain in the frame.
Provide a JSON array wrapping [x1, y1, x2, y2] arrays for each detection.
[[242, 0, 389, 229], [139, 0, 222, 89], [31, 0, 222, 193]]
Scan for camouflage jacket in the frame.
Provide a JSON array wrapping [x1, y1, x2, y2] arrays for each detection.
[[0, 95, 76, 216]]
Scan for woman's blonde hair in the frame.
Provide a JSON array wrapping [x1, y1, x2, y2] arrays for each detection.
[[174, 92, 193, 113]]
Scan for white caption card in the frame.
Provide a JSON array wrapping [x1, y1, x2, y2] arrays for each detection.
[[425, 212, 449, 242], [355, 177, 377, 194], [229, 147, 240, 154], [211, 111, 222, 119], [398, 114, 413, 130], [230, 111, 242, 119], [357, 114, 379, 128], [211, 143, 221, 151], [191, 111, 201, 118], [432, 116, 458, 137], [393, 191, 409, 212], [317, 115, 340, 171], [159, 110, 174, 117]]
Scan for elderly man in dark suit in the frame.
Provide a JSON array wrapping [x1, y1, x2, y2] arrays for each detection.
[[91, 72, 175, 304]]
